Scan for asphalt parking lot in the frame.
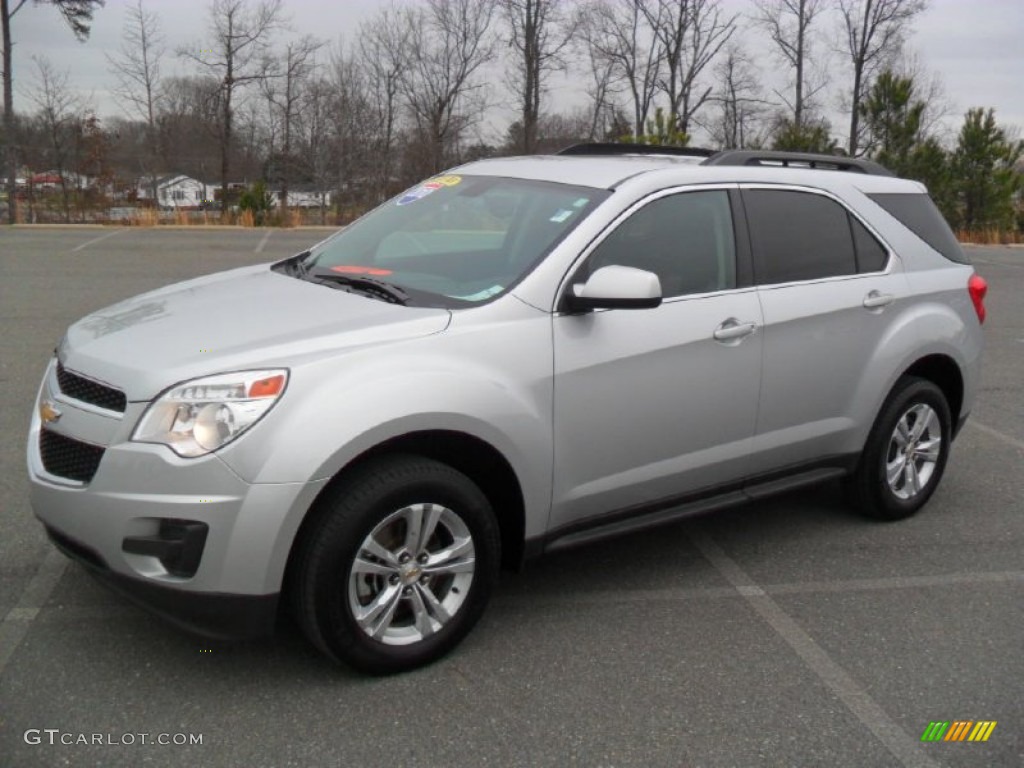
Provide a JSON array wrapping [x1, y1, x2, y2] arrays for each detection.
[[0, 227, 1021, 767]]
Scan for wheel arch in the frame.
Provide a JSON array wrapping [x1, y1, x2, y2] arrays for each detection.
[[901, 353, 965, 435], [284, 430, 527, 598]]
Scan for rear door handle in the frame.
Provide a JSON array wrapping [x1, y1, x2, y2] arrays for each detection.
[[862, 291, 895, 309], [713, 319, 758, 342]]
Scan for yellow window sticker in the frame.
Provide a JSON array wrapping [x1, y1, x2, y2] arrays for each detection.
[[431, 175, 462, 187]]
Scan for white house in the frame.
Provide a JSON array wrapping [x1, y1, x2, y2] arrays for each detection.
[[137, 175, 211, 209]]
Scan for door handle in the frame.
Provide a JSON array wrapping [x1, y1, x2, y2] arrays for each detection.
[[713, 319, 758, 342], [862, 291, 895, 309]]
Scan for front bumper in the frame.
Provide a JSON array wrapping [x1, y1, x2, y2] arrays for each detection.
[[26, 358, 327, 636], [46, 524, 279, 640]]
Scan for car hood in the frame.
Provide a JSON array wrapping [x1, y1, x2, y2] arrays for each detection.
[[60, 264, 452, 401]]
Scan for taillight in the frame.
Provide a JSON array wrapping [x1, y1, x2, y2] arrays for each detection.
[[968, 274, 988, 324]]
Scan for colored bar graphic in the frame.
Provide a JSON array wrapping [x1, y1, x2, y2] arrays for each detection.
[[921, 722, 949, 742], [921, 720, 997, 743], [944, 721, 973, 741], [968, 722, 997, 742]]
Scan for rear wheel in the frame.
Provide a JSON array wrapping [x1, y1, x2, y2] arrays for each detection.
[[292, 455, 500, 673], [851, 376, 952, 520]]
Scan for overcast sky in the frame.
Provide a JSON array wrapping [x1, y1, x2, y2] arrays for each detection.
[[8, 0, 1024, 146]]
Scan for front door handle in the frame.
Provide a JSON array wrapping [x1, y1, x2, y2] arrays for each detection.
[[713, 319, 758, 342], [862, 290, 895, 309]]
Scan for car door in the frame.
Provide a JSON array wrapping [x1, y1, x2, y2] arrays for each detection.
[[740, 185, 911, 476], [549, 187, 763, 533]]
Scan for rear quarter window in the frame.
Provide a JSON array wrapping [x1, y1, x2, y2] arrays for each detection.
[[868, 193, 969, 264], [849, 215, 889, 273]]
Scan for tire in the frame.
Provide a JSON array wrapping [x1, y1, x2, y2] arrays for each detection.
[[851, 376, 952, 521], [291, 454, 500, 674]]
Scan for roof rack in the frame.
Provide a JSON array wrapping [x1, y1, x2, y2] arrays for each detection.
[[557, 143, 716, 159], [702, 149, 893, 177]]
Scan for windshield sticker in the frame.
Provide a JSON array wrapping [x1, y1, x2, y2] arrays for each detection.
[[330, 265, 394, 276], [549, 209, 574, 223], [457, 285, 504, 301], [431, 174, 462, 187], [396, 175, 462, 206], [572, 197, 590, 208], [397, 184, 441, 206]]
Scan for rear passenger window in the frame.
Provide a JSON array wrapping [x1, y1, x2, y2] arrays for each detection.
[[744, 190, 856, 284], [849, 215, 889, 272]]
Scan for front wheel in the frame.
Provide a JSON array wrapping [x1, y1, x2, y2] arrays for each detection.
[[851, 376, 952, 520], [292, 455, 500, 674]]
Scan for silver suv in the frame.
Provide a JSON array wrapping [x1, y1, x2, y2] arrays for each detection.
[[27, 146, 987, 673]]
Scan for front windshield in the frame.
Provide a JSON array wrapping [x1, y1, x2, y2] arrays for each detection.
[[304, 175, 607, 307]]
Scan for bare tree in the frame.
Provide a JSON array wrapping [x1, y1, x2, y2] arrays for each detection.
[[294, 72, 336, 222], [27, 56, 81, 221], [323, 46, 372, 214], [106, 0, 164, 200], [839, 0, 927, 156], [752, 0, 827, 129], [157, 75, 223, 186], [500, 0, 577, 154], [359, 8, 410, 200], [401, 0, 496, 174], [581, 0, 662, 139], [263, 34, 322, 214], [706, 43, 772, 148], [179, 0, 282, 215], [2, 0, 104, 224], [574, 20, 621, 141], [639, 0, 737, 136]]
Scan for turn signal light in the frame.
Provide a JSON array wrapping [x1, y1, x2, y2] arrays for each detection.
[[248, 375, 286, 398]]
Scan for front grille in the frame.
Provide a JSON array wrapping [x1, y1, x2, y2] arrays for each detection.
[[39, 428, 106, 483], [56, 362, 127, 413]]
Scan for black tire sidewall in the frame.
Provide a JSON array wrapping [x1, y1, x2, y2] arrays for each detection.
[[860, 378, 952, 520], [304, 457, 499, 673]]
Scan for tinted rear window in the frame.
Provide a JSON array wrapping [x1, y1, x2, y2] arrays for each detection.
[[868, 193, 968, 264], [744, 189, 856, 284]]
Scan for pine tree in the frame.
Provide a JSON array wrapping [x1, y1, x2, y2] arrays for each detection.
[[859, 70, 924, 173], [953, 108, 1023, 232]]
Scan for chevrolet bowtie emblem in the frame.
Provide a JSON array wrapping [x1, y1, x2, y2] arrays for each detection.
[[39, 400, 62, 424]]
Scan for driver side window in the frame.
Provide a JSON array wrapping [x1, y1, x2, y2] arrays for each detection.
[[583, 190, 737, 298]]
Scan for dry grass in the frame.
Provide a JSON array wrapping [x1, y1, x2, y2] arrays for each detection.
[[955, 228, 1024, 245]]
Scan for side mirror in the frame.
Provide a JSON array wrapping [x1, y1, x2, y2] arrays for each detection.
[[562, 265, 663, 313]]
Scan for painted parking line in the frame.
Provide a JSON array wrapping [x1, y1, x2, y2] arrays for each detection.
[[70, 229, 124, 253], [690, 529, 940, 768], [494, 569, 1024, 609], [972, 258, 1024, 267], [254, 230, 273, 253], [968, 420, 1024, 451], [0, 549, 67, 676]]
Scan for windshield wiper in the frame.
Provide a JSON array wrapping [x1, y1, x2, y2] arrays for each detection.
[[308, 268, 410, 305]]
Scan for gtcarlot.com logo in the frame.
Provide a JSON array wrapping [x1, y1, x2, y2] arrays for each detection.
[[24, 729, 203, 746]]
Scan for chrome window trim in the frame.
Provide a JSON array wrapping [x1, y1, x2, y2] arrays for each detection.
[[554, 183, 745, 313], [737, 182, 898, 288]]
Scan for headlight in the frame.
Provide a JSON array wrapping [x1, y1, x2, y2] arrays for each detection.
[[133, 369, 288, 457]]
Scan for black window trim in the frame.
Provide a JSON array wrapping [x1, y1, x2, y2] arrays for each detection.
[[737, 183, 896, 289], [554, 183, 756, 313]]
